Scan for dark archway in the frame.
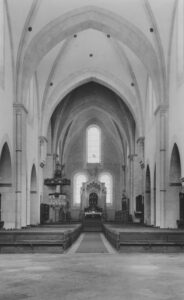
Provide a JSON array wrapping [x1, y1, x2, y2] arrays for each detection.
[[153, 165, 156, 226], [30, 164, 38, 225], [0, 143, 12, 183], [145, 165, 151, 225], [0, 143, 13, 228], [168, 144, 181, 227]]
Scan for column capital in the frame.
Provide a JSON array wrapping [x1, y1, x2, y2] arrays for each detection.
[[180, 177, 184, 186], [53, 153, 59, 161], [154, 104, 168, 116], [180, 178, 184, 192], [139, 160, 145, 169], [122, 165, 126, 171], [136, 136, 145, 144], [13, 103, 28, 114], [128, 154, 137, 161], [39, 136, 48, 145]]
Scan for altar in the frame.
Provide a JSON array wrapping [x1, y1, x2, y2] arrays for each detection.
[[80, 179, 106, 226]]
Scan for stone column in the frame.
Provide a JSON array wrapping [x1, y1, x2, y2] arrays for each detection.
[[39, 136, 47, 213], [128, 154, 137, 215], [39, 136, 48, 168], [155, 105, 168, 228], [122, 165, 126, 194], [53, 153, 59, 170], [13, 104, 28, 228], [137, 137, 145, 166], [137, 137, 145, 208], [181, 178, 184, 194]]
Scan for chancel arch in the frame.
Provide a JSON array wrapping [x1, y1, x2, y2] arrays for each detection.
[[41, 70, 143, 140]]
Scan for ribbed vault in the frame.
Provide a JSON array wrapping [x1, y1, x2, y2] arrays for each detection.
[[18, 6, 163, 108], [50, 82, 135, 163]]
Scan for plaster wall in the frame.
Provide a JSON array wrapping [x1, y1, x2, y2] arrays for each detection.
[[164, 18, 184, 227], [144, 109, 157, 226], [25, 76, 40, 226], [0, 8, 14, 229], [0, 6, 13, 154]]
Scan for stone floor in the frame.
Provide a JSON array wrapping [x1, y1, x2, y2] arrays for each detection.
[[0, 234, 184, 300]]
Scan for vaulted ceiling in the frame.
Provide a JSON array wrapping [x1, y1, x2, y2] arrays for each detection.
[[6, 0, 177, 155]]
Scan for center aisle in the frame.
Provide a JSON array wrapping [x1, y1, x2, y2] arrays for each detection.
[[76, 233, 108, 253], [67, 232, 116, 254]]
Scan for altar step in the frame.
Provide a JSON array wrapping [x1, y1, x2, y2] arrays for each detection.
[[82, 219, 102, 232]]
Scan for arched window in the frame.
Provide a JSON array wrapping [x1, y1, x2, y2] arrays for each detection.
[[99, 173, 113, 205], [178, 0, 184, 74], [0, 0, 4, 88], [73, 173, 88, 205], [87, 125, 101, 163]]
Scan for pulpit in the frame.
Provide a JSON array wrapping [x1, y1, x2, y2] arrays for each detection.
[[43, 162, 71, 223]]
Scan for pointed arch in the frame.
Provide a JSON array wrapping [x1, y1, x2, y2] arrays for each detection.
[[0, 143, 12, 184], [145, 165, 151, 225], [0, 142, 14, 228], [153, 164, 156, 226], [30, 164, 38, 225], [169, 143, 181, 184], [167, 143, 181, 228], [41, 70, 143, 139]]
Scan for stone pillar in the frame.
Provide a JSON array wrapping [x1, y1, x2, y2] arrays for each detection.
[[155, 105, 168, 228], [39, 136, 48, 168], [122, 165, 126, 193], [136, 136, 145, 195], [181, 178, 184, 193], [137, 137, 145, 166], [53, 153, 59, 170], [136, 136, 145, 208], [13, 104, 28, 228], [128, 154, 137, 215]]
